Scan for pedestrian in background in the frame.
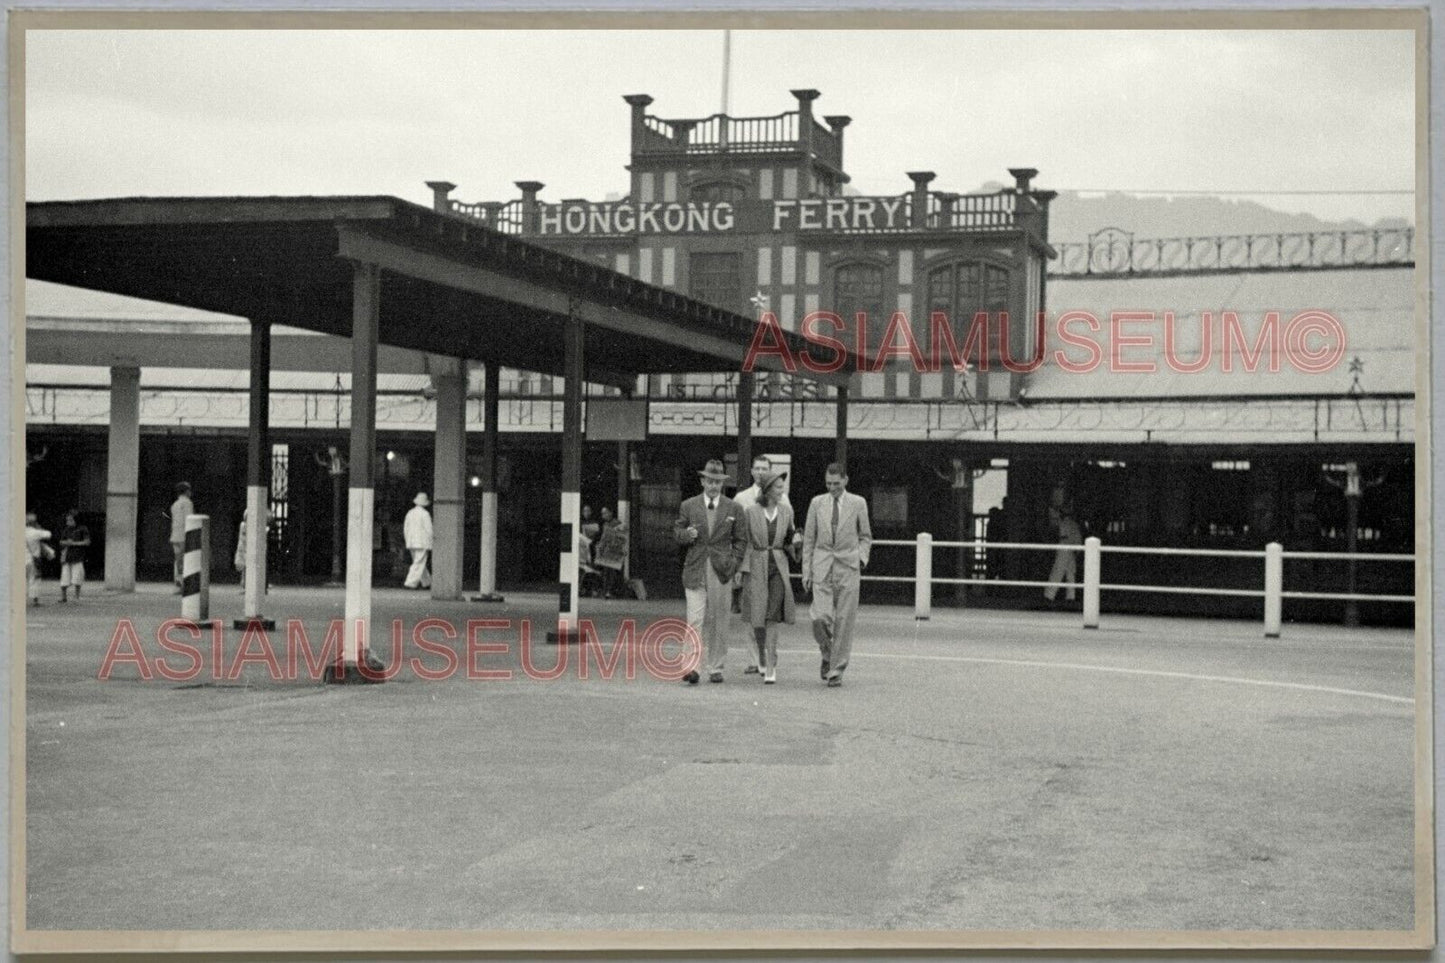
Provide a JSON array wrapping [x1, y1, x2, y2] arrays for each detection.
[[1043, 505, 1083, 606], [403, 492, 433, 590], [168, 481, 193, 593], [24, 511, 53, 607], [58, 509, 90, 603]]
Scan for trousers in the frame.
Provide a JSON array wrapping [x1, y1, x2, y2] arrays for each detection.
[[809, 563, 860, 680], [404, 549, 432, 589], [684, 564, 730, 674]]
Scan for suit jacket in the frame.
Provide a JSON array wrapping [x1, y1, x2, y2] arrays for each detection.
[[732, 484, 792, 575], [674, 494, 746, 589], [802, 490, 873, 582]]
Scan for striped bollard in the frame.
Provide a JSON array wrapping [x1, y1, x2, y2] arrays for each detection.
[[181, 514, 210, 622]]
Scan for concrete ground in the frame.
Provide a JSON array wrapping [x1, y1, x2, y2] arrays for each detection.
[[21, 581, 1417, 935]]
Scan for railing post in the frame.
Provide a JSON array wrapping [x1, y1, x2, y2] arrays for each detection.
[[914, 532, 932, 620], [514, 181, 545, 235], [424, 180, 456, 215], [623, 93, 654, 158], [1264, 542, 1283, 638], [1082, 537, 1101, 629], [907, 171, 935, 228]]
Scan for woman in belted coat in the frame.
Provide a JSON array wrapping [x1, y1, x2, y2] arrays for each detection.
[[742, 470, 799, 684]]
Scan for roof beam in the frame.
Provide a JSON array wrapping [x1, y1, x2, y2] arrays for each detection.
[[335, 225, 847, 386]]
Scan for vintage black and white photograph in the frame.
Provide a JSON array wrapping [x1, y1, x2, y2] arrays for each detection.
[[12, 10, 1431, 952]]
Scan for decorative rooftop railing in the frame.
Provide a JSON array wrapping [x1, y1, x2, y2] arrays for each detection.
[[1053, 226, 1414, 277], [638, 110, 845, 170], [448, 198, 526, 235], [443, 189, 1034, 238]]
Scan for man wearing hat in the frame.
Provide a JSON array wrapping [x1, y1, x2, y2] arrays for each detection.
[[403, 492, 433, 590], [673, 458, 747, 684]]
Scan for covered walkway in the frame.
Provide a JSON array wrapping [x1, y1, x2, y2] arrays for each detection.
[[27, 195, 856, 678]]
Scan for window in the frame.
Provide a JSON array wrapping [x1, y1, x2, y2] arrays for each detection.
[[689, 252, 743, 312], [269, 443, 289, 559], [691, 181, 745, 204], [833, 262, 886, 350], [928, 261, 1011, 360]]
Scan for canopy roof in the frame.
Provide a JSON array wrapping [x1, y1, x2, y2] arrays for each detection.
[[26, 195, 848, 387]]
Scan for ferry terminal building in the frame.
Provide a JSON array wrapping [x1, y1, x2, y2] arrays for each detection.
[[24, 90, 1416, 623]]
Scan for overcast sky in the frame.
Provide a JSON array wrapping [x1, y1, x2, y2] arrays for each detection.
[[24, 28, 1416, 228]]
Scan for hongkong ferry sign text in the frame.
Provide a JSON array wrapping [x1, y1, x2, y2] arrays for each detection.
[[537, 197, 913, 236]]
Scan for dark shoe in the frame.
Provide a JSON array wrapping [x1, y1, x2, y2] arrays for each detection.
[[744, 665, 760, 675], [683, 671, 700, 685], [708, 672, 724, 683], [820, 660, 830, 681], [826, 676, 842, 687]]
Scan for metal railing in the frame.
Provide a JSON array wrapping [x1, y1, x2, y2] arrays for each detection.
[[853, 534, 1413, 636], [642, 110, 806, 156], [1052, 226, 1414, 277]]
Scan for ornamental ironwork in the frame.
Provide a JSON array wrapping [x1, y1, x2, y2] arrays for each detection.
[[25, 387, 1413, 444], [1053, 226, 1414, 277]]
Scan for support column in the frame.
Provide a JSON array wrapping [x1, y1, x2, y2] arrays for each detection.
[[616, 438, 631, 584], [835, 383, 849, 469], [736, 371, 754, 484], [104, 365, 140, 592], [550, 312, 584, 643], [236, 320, 276, 630], [430, 356, 467, 600], [339, 262, 380, 678], [472, 363, 504, 603]]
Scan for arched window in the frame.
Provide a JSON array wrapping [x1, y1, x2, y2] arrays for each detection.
[[833, 262, 886, 349], [927, 261, 1010, 360]]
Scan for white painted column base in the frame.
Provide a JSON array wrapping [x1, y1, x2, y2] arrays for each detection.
[[472, 491, 504, 601], [242, 484, 268, 618], [343, 487, 375, 664]]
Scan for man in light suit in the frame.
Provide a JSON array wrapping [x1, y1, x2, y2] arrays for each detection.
[[802, 462, 872, 687], [674, 459, 747, 684]]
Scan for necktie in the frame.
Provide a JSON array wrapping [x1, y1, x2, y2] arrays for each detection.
[[707, 499, 715, 511], [831, 496, 840, 539]]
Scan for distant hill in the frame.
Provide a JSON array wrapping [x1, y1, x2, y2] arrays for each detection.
[[971, 182, 1411, 243]]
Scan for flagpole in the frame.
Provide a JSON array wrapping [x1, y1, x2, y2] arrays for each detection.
[[721, 30, 731, 115]]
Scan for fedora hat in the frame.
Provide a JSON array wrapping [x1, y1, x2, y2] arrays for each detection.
[[697, 459, 731, 482], [413, 492, 431, 507]]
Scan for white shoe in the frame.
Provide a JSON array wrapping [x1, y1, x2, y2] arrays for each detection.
[[764, 669, 776, 684]]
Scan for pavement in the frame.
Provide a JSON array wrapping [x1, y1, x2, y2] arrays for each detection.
[[19, 581, 1418, 937]]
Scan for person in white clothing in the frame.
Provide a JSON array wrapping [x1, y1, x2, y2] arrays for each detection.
[[24, 512, 53, 607], [403, 492, 433, 589], [731, 454, 795, 673], [1043, 505, 1083, 604]]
